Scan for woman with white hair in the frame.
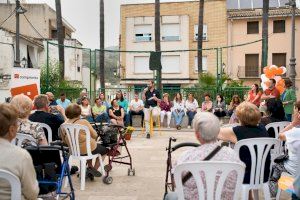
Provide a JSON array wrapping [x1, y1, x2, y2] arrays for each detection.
[[10, 94, 47, 145], [174, 112, 243, 200]]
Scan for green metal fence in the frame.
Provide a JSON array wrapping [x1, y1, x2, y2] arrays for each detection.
[[96, 86, 250, 106]]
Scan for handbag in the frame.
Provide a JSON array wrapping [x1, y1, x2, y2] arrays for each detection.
[[274, 152, 289, 164]]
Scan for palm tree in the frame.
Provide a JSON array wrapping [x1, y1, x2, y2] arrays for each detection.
[[261, 0, 269, 70], [99, 0, 105, 91], [55, 0, 64, 81], [197, 0, 204, 74], [155, 0, 162, 91]]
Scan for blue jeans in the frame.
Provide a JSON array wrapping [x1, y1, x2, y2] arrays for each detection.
[[286, 114, 292, 122], [172, 111, 185, 126], [95, 113, 110, 123], [186, 111, 197, 126], [86, 115, 94, 123]]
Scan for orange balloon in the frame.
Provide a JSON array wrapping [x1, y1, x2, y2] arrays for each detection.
[[276, 68, 283, 75], [270, 67, 277, 76], [265, 70, 273, 79]]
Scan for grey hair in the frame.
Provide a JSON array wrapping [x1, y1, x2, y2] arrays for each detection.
[[193, 112, 220, 142]]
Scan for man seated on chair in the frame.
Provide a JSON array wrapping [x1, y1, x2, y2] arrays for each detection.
[[142, 80, 161, 139], [29, 95, 66, 141], [61, 103, 108, 177], [172, 112, 243, 200], [129, 92, 144, 127], [0, 103, 39, 200], [92, 98, 110, 123]]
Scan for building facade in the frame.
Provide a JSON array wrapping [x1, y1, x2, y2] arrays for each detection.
[[0, 3, 89, 101], [227, 0, 300, 93], [120, 0, 227, 89]]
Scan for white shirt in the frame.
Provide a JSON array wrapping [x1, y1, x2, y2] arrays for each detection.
[[80, 105, 91, 116], [185, 99, 199, 111], [284, 127, 300, 176], [130, 99, 144, 110], [0, 138, 39, 200], [173, 100, 185, 112]]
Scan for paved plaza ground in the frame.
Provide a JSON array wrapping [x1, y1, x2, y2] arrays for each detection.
[[72, 129, 290, 200]]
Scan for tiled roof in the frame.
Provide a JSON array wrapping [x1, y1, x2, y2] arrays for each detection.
[[228, 8, 300, 19]]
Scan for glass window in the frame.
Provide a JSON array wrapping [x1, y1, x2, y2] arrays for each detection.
[[245, 54, 259, 77], [134, 56, 152, 73], [247, 21, 259, 34], [162, 55, 180, 73], [161, 24, 180, 41], [273, 20, 285, 33], [134, 25, 152, 42], [194, 25, 208, 41], [194, 56, 208, 72]]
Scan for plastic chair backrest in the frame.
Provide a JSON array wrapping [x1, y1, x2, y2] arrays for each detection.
[[234, 138, 280, 186], [13, 133, 37, 147], [265, 121, 290, 138], [38, 123, 52, 143], [173, 161, 245, 200], [60, 124, 93, 157], [0, 169, 21, 200]]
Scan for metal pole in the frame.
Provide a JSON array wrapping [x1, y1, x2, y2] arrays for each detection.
[[220, 48, 223, 92], [89, 49, 92, 100], [216, 48, 219, 93], [14, 0, 21, 67], [46, 41, 49, 91], [289, 0, 297, 88]]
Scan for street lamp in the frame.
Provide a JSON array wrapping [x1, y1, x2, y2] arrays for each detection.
[[14, 0, 27, 68], [21, 57, 27, 68], [287, 0, 297, 88]]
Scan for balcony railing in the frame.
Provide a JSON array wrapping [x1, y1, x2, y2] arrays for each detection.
[[237, 65, 260, 78]]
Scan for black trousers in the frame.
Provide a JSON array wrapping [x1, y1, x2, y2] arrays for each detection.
[[129, 110, 144, 126]]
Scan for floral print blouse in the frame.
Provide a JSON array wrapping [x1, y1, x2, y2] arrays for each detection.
[[175, 142, 244, 200]]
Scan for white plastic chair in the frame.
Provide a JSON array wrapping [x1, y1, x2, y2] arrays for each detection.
[[173, 161, 245, 200], [234, 138, 281, 200], [265, 122, 290, 139], [12, 133, 37, 147], [0, 169, 21, 200], [38, 123, 52, 143], [60, 124, 105, 190]]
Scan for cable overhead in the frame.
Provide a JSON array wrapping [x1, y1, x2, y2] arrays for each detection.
[[0, 8, 16, 28], [23, 14, 45, 39]]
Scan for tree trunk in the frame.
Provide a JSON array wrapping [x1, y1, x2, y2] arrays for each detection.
[[100, 0, 105, 91], [155, 0, 162, 91], [55, 0, 64, 81], [261, 0, 269, 70], [197, 0, 204, 74]]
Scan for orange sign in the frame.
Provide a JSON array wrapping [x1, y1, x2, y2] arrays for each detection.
[[10, 84, 39, 100]]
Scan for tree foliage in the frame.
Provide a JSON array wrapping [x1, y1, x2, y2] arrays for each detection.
[[40, 60, 83, 101]]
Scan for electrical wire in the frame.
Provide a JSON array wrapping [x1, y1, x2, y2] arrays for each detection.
[[23, 14, 46, 39], [0, 8, 16, 28]]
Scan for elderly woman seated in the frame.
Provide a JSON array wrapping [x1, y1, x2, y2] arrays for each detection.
[[0, 103, 39, 200], [61, 103, 108, 177], [10, 94, 47, 145], [172, 112, 243, 200], [218, 102, 271, 198]]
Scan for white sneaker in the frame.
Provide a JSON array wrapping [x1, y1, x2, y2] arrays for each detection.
[[187, 126, 191, 129], [167, 126, 171, 129]]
